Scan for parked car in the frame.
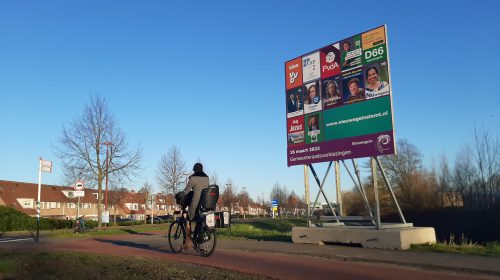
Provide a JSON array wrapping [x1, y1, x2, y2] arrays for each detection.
[[116, 218, 135, 223], [145, 216, 162, 223], [156, 214, 172, 221]]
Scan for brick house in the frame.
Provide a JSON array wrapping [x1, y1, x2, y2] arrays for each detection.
[[0, 180, 177, 221]]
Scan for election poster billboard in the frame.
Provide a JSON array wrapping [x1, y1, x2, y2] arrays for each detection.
[[285, 25, 395, 166]]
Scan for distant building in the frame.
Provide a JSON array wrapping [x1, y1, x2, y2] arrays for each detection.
[[0, 180, 176, 220]]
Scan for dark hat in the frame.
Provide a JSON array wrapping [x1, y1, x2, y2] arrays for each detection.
[[193, 163, 203, 172]]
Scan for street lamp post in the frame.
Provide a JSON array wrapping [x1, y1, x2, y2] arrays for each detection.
[[261, 192, 264, 217], [242, 187, 246, 219]]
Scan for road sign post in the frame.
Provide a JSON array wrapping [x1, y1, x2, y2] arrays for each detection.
[[36, 157, 52, 242], [73, 181, 85, 220], [272, 199, 278, 219]]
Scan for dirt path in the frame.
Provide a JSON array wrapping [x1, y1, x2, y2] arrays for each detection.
[[1, 233, 498, 280]]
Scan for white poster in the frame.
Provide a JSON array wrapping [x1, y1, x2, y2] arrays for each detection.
[[302, 51, 320, 83], [102, 211, 110, 223]]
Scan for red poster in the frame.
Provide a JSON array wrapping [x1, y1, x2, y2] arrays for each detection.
[[320, 43, 341, 79], [287, 116, 305, 145], [285, 57, 303, 90]]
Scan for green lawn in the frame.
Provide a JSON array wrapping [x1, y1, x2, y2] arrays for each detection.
[[217, 218, 307, 242], [411, 241, 500, 257], [0, 250, 268, 280]]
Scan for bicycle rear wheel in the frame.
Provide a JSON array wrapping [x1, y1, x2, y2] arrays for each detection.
[[168, 221, 185, 253], [194, 227, 217, 257]]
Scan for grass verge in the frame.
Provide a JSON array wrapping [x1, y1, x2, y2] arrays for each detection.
[[217, 218, 307, 242], [411, 241, 500, 257], [0, 250, 269, 280]]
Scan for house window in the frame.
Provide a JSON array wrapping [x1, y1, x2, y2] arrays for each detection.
[[132, 204, 138, 210], [161, 205, 166, 210], [41, 202, 44, 209], [51, 202, 57, 208]]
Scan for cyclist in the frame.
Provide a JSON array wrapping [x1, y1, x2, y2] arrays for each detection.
[[181, 162, 209, 249]]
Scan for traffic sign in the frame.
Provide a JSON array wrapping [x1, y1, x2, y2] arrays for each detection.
[[68, 191, 85, 198], [41, 160, 52, 173], [74, 180, 84, 191]]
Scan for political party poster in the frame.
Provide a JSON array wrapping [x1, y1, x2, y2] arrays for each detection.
[[287, 116, 305, 145], [302, 51, 321, 83], [285, 25, 395, 166], [320, 43, 341, 79], [285, 57, 303, 90], [362, 26, 387, 64], [286, 86, 304, 118], [342, 68, 365, 104], [303, 81, 322, 114], [321, 76, 343, 109], [340, 35, 362, 71], [305, 113, 323, 144], [364, 60, 390, 99]]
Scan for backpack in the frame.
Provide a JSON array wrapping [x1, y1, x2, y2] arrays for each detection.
[[199, 185, 219, 211]]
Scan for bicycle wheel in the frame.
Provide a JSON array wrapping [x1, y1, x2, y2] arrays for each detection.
[[168, 221, 185, 253], [194, 226, 217, 257]]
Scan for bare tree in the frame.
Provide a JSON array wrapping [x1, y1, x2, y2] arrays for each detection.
[[156, 145, 187, 194], [220, 178, 236, 211], [209, 172, 220, 186], [378, 139, 424, 210], [138, 181, 153, 195], [108, 186, 129, 225], [237, 188, 251, 218], [55, 95, 142, 231], [270, 182, 288, 215], [472, 126, 500, 206]]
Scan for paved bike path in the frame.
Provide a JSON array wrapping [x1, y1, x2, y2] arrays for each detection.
[[1, 232, 498, 280]]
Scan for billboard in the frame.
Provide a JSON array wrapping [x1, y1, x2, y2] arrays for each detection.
[[285, 25, 395, 166]]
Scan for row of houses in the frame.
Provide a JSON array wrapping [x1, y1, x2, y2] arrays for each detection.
[[0, 180, 177, 221], [0, 180, 269, 220]]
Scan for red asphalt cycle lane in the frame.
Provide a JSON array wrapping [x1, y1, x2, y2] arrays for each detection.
[[1, 233, 497, 280]]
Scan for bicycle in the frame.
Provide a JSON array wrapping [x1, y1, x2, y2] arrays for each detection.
[[74, 216, 88, 234], [168, 207, 217, 257], [168, 186, 221, 257]]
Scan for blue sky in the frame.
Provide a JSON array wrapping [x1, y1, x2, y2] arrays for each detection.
[[1, 0, 499, 202]]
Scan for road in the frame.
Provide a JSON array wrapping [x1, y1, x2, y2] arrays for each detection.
[[1, 232, 498, 280]]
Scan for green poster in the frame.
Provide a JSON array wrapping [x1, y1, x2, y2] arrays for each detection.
[[363, 44, 387, 64], [305, 113, 323, 144], [324, 96, 392, 141]]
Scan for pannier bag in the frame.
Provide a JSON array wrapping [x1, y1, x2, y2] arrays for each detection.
[[199, 185, 219, 211]]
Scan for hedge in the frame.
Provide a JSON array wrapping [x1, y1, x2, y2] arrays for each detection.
[[0, 206, 94, 232]]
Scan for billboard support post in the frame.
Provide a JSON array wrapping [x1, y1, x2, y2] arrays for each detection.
[[335, 161, 342, 216], [375, 157, 406, 224], [341, 160, 375, 223], [303, 165, 311, 227], [371, 157, 381, 229], [308, 163, 340, 224]]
